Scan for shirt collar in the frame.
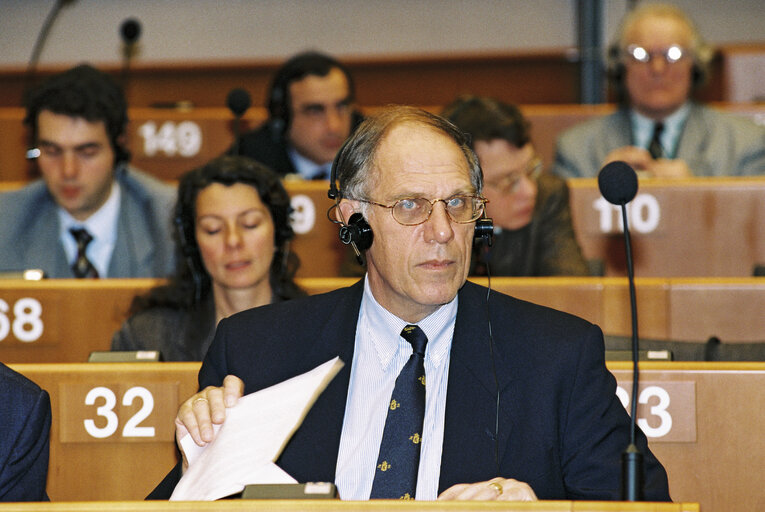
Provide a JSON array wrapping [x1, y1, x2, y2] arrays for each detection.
[[360, 274, 457, 372], [58, 180, 121, 245], [287, 146, 331, 180]]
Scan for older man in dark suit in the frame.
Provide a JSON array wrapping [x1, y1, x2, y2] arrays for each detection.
[[154, 107, 669, 502]]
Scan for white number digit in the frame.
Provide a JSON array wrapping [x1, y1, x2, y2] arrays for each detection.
[[637, 385, 672, 438], [630, 194, 660, 234], [616, 386, 630, 409], [594, 196, 614, 232], [122, 387, 156, 437], [138, 121, 159, 156], [176, 121, 202, 157], [12, 298, 43, 342], [84, 387, 119, 438], [290, 194, 316, 235], [0, 299, 9, 341], [156, 121, 178, 156]]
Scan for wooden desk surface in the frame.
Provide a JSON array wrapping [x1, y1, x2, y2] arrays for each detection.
[[8, 361, 762, 511], [568, 176, 765, 277], [0, 499, 699, 512]]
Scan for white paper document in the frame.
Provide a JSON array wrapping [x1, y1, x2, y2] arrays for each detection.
[[170, 356, 344, 501]]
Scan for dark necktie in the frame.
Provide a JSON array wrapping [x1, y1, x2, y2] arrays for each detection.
[[370, 324, 428, 500], [69, 228, 99, 278], [312, 165, 331, 180], [648, 122, 665, 159]]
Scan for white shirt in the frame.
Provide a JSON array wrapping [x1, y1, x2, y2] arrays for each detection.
[[287, 146, 332, 180], [631, 102, 691, 159], [58, 180, 120, 277], [335, 275, 457, 500]]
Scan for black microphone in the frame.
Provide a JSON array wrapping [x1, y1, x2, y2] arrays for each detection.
[[24, 0, 76, 99], [598, 161, 643, 501], [226, 88, 251, 155], [120, 18, 142, 88]]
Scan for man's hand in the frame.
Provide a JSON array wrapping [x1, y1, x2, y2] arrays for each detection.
[[646, 158, 692, 178], [602, 146, 654, 172], [175, 375, 244, 471], [438, 477, 538, 501]]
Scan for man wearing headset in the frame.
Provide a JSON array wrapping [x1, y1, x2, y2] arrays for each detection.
[[553, 2, 765, 178], [152, 107, 669, 502], [0, 64, 175, 278], [233, 51, 364, 180]]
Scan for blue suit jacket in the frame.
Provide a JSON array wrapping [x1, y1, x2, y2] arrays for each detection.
[[0, 167, 176, 278], [151, 280, 669, 500], [0, 363, 51, 502], [552, 103, 765, 178]]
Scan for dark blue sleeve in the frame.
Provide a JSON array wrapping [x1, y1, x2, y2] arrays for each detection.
[[0, 388, 51, 502]]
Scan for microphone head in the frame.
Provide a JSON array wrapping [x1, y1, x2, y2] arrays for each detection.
[[120, 18, 142, 44], [226, 88, 251, 117], [598, 161, 638, 205]]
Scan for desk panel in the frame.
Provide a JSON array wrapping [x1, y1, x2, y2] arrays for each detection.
[[10, 363, 201, 501], [1, 278, 762, 365], [13, 361, 755, 510], [609, 362, 765, 512], [569, 177, 765, 277]]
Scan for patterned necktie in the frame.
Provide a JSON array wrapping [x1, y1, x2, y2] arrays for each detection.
[[69, 228, 99, 278], [370, 324, 428, 500], [648, 122, 665, 159]]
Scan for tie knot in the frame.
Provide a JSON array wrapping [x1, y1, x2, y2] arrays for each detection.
[[70, 228, 93, 248], [401, 325, 427, 356]]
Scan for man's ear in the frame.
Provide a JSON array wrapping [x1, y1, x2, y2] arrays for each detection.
[[336, 199, 358, 225]]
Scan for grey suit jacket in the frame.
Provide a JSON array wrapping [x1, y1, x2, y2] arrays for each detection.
[[0, 167, 176, 278], [552, 103, 765, 178]]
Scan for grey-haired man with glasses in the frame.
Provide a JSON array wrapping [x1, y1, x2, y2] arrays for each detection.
[[443, 96, 590, 277], [151, 106, 669, 503], [553, 2, 765, 178]]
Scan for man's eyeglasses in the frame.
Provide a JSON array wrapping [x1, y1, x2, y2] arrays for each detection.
[[624, 44, 688, 65], [354, 195, 488, 226], [483, 157, 542, 195]]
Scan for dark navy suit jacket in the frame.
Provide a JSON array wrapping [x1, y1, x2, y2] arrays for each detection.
[[151, 280, 669, 500], [0, 363, 51, 502]]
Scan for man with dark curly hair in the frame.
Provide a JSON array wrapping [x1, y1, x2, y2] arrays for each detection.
[[0, 64, 176, 278]]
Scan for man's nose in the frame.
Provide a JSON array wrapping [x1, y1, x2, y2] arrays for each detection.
[[424, 201, 455, 244]]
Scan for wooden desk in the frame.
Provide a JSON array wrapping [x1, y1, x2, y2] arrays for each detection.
[[13, 361, 758, 510], [568, 177, 765, 277], [9, 363, 201, 501], [1, 277, 762, 364], [0, 499, 699, 512], [2, 103, 762, 183]]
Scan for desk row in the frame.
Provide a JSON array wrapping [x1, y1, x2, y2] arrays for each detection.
[[0, 277, 763, 364], [9, 360, 761, 511]]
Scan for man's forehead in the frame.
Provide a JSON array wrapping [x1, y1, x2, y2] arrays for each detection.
[[37, 111, 109, 143], [289, 68, 349, 105]]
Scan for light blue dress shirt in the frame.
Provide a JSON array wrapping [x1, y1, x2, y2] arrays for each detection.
[[287, 146, 332, 180], [630, 102, 691, 159], [335, 275, 457, 500]]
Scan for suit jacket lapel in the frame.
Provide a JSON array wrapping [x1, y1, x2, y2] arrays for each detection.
[[110, 181, 155, 277], [276, 281, 364, 483], [22, 196, 71, 277], [438, 282, 520, 492]]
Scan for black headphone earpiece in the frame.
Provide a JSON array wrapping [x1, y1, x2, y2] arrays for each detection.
[[474, 216, 494, 247], [267, 79, 288, 142], [339, 212, 374, 252]]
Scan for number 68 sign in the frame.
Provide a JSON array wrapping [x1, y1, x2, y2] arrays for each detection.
[[59, 382, 179, 443]]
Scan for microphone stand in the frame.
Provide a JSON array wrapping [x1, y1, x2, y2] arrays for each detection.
[[620, 200, 643, 501]]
